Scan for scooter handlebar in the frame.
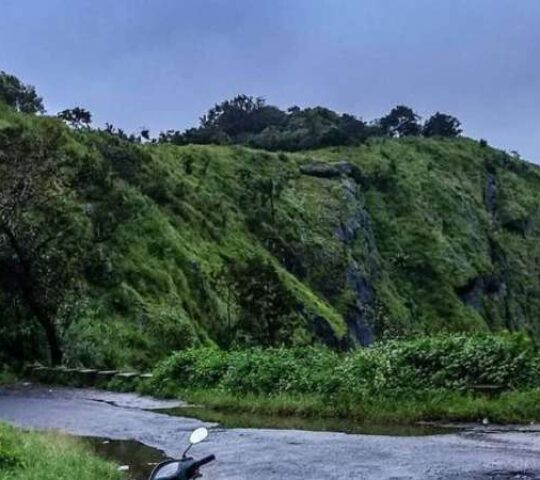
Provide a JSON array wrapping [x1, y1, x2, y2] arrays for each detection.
[[191, 455, 216, 471], [184, 455, 215, 478]]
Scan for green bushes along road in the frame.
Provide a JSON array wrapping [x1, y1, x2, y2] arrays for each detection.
[[142, 333, 540, 424]]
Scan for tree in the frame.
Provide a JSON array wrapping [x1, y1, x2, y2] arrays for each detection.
[[57, 107, 92, 129], [379, 105, 421, 137], [200, 95, 286, 137], [0, 71, 44, 114], [210, 260, 239, 346], [423, 112, 462, 137], [339, 113, 369, 144], [0, 119, 90, 364], [140, 128, 150, 141], [247, 106, 369, 151], [159, 96, 451, 150]]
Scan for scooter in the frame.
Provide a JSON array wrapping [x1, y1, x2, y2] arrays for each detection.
[[149, 427, 215, 480]]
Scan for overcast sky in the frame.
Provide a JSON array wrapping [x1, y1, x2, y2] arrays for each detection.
[[1, 0, 539, 161]]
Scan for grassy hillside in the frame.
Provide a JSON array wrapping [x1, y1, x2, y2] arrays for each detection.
[[1, 105, 540, 368]]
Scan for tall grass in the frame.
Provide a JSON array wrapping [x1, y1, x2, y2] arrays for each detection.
[[175, 388, 540, 425], [0, 423, 121, 480], [144, 333, 540, 424]]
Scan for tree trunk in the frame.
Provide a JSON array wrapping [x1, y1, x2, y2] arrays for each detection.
[[1, 223, 63, 365], [25, 292, 63, 365], [42, 318, 63, 365], [18, 271, 64, 365], [25, 295, 63, 365]]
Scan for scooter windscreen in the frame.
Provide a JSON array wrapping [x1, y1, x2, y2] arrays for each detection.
[[150, 460, 182, 480]]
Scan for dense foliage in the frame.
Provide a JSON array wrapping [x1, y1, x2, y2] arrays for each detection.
[[423, 112, 462, 137], [0, 114, 92, 364], [149, 334, 540, 399], [1, 72, 540, 370], [378, 105, 421, 137], [57, 107, 92, 129], [159, 95, 461, 151], [0, 71, 44, 114]]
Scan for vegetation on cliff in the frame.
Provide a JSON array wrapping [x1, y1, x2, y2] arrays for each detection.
[[1, 72, 540, 371]]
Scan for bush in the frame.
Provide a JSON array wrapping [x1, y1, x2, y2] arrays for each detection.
[[149, 334, 540, 399], [0, 428, 24, 470], [0, 365, 16, 386], [219, 347, 342, 395], [343, 333, 540, 395], [150, 348, 229, 396]]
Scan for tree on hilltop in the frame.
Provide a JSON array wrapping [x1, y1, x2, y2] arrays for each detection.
[[423, 112, 462, 137], [379, 105, 421, 137], [0, 71, 44, 114], [201, 94, 286, 137], [58, 107, 92, 128]]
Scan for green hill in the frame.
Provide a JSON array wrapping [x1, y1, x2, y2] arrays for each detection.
[[1, 104, 540, 369]]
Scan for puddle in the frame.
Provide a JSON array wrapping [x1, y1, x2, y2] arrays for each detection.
[[158, 406, 457, 436], [450, 471, 540, 480], [83, 437, 168, 480]]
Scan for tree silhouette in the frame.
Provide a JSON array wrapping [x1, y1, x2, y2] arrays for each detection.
[[379, 105, 421, 137], [423, 112, 462, 137], [57, 107, 92, 128]]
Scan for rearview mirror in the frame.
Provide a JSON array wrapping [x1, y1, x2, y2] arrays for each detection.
[[189, 427, 208, 445]]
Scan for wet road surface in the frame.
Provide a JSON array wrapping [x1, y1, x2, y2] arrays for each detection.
[[1, 384, 540, 479]]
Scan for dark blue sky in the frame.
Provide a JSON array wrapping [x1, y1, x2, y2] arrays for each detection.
[[1, 0, 539, 160]]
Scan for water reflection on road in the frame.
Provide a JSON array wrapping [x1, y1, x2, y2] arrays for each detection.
[[84, 437, 167, 480], [158, 405, 455, 436]]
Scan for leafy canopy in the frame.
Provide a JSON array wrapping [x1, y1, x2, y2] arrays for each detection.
[[58, 107, 92, 129], [423, 112, 462, 137], [378, 105, 421, 137], [159, 97, 464, 150], [0, 117, 91, 364], [0, 71, 44, 114]]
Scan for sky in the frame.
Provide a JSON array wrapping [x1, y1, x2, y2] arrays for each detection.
[[1, 0, 539, 161]]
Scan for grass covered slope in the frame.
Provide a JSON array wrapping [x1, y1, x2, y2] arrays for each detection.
[[0, 423, 120, 480], [312, 139, 540, 338], [2, 105, 540, 368]]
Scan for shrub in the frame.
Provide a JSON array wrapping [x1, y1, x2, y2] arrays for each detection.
[[219, 347, 341, 395], [149, 334, 540, 399], [151, 348, 229, 395], [0, 427, 24, 470], [348, 333, 540, 395]]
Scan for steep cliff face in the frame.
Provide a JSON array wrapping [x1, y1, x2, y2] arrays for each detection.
[[2, 107, 540, 367], [264, 139, 540, 344]]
